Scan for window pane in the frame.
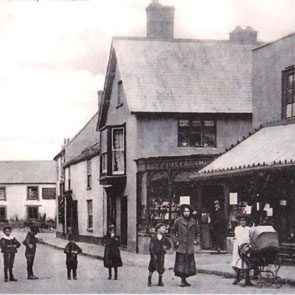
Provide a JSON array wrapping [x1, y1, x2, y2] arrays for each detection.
[[28, 187, 38, 200], [287, 89, 293, 103], [288, 74, 294, 88], [42, 188, 56, 200], [87, 200, 93, 214], [204, 120, 215, 127], [0, 208, 6, 221], [87, 160, 92, 175], [191, 120, 202, 127], [286, 104, 292, 118], [190, 131, 202, 147], [102, 153, 107, 173], [112, 151, 124, 173], [112, 128, 124, 150], [203, 131, 216, 147], [292, 103, 295, 118], [28, 207, 38, 219], [0, 188, 5, 200], [179, 120, 190, 127], [101, 129, 108, 153]]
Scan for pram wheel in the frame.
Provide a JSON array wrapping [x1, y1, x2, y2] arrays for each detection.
[[274, 276, 283, 289], [261, 270, 274, 287]]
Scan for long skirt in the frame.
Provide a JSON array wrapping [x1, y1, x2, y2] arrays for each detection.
[[200, 224, 212, 249], [174, 252, 196, 278]]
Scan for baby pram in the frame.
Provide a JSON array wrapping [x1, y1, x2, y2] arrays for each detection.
[[239, 226, 282, 288]]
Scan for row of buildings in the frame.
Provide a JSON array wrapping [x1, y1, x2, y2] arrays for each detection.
[[1, 0, 295, 254], [53, 0, 295, 253]]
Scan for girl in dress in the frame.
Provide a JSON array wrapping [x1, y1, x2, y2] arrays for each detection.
[[231, 214, 253, 286]]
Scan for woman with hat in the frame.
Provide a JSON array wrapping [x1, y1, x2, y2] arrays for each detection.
[[231, 213, 253, 286], [171, 204, 198, 287]]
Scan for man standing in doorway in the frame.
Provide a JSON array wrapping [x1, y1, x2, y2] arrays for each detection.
[[210, 200, 227, 253]]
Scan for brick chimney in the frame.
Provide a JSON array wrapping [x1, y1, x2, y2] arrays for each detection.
[[229, 26, 258, 43], [146, 0, 175, 39], [97, 90, 103, 109]]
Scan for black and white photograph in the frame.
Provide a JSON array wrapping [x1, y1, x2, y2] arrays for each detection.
[[1, 0, 295, 293]]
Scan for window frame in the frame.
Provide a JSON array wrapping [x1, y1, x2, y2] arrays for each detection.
[[27, 186, 39, 201], [87, 159, 92, 189], [0, 187, 6, 201], [111, 127, 125, 175], [87, 199, 93, 230], [178, 116, 216, 148], [27, 206, 39, 220], [100, 124, 126, 177], [282, 66, 295, 119], [0, 206, 7, 221]]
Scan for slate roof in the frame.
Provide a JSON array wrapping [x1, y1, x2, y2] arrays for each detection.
[[112, 37, 258, 114], [192, 122, 295, 179], [64, 142, 100, 168], [0, 161, 56, 184]]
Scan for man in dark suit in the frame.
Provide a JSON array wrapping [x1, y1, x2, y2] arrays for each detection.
[[210, 200, 227, 253]]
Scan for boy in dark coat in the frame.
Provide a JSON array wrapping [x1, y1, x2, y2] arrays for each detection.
[[0, 225, 21, 282], [64, 234, 82, 280], [23, 226, 41, 280], [148, 223, 171, 287], [102, 224, 123, 280]]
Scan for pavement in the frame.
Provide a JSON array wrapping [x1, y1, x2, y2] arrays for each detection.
[[39, 232, 295, 286]]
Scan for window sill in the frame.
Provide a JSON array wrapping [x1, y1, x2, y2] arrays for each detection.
[[116, 103, 123, 109], [86, 228, 93, 233]]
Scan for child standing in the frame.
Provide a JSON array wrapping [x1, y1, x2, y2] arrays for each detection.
[[23, 226, 41, 280], [0, 226, 21, 282], [148, 223, 172, 287], [64, 234, 82, 280], [102, 225, 123, 280], [231, 214, 253, 287]]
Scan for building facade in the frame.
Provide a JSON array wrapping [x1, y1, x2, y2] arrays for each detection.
[[192, 32, 295, 250], [97, 1, 259, 253], [0, 161, 56, 225]]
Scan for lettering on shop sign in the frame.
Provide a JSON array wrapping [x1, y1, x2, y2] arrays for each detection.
[[138, 160, 210, 171]]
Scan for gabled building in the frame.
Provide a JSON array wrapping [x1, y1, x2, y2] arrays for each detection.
[[192, 32, 295, 249], [55, 112, 104, 243], [0, 161, 56, 224], [97, 1, 260, 253]]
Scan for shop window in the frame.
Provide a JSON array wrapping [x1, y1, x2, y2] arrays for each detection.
[[178, 118, 216, 147], [282, 66, 295, 119], [42, 188, 56, 200], [87, 159, 92, 189], [27, 186, 39, 200], [0, 187, 6, 201], [27, 206, 39, 220], [87, 200, 93, 229], [100, 125, 126, 177], [0, 207, 6, 221]]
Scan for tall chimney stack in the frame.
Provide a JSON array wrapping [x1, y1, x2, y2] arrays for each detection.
[[146, 0, 175, 39], [229, 26, 258, 43]]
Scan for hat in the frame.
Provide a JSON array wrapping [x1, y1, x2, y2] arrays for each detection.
[[155, 223, 166, 231], [213, 200, 220, 205], [108, 224, 115, 231], [236, 213, 251, 223], [2, 225, 12, 233]]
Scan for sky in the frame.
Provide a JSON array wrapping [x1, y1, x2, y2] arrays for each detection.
[[0, 0, 295, 160]]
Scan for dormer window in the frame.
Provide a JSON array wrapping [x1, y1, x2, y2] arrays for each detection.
[[117, 80, 123, 107], [282, 66, 295, 119]]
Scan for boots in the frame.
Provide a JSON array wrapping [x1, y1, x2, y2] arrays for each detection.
[[158, 275, 164, 287], [114, 267, 118, 280], [180, 277, 191, 287], [245, 272, 253, 286], [232, 269, 241, 285], [108, 268, 112, 280], [148, 275, 152, 287]]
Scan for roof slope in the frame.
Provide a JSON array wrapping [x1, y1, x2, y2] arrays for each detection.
[[113, 37, 257, 113], [0, 161, 56, 184], [198, 123, 295, 175]]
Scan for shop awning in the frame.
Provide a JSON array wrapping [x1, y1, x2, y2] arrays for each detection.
[[191, 122, 295, 180]]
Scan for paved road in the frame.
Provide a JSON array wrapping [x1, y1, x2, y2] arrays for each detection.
[[0, 232, 293, 293]]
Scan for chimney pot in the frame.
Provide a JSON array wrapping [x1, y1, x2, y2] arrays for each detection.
[[229, 26, 258, 43]]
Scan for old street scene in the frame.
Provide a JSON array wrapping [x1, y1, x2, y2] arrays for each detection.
[[2, 0, 295, 293]]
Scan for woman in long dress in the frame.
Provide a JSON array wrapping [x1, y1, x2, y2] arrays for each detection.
[[231, 214, 253, 286]]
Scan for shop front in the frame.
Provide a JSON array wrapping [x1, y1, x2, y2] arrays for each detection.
[[135, 155, 215, 254]]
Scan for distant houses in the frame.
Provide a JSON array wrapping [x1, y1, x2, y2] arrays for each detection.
[[0, 161, 56, 226]]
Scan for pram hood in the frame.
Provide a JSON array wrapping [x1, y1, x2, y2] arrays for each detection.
[[249, 226, 279, 250]]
